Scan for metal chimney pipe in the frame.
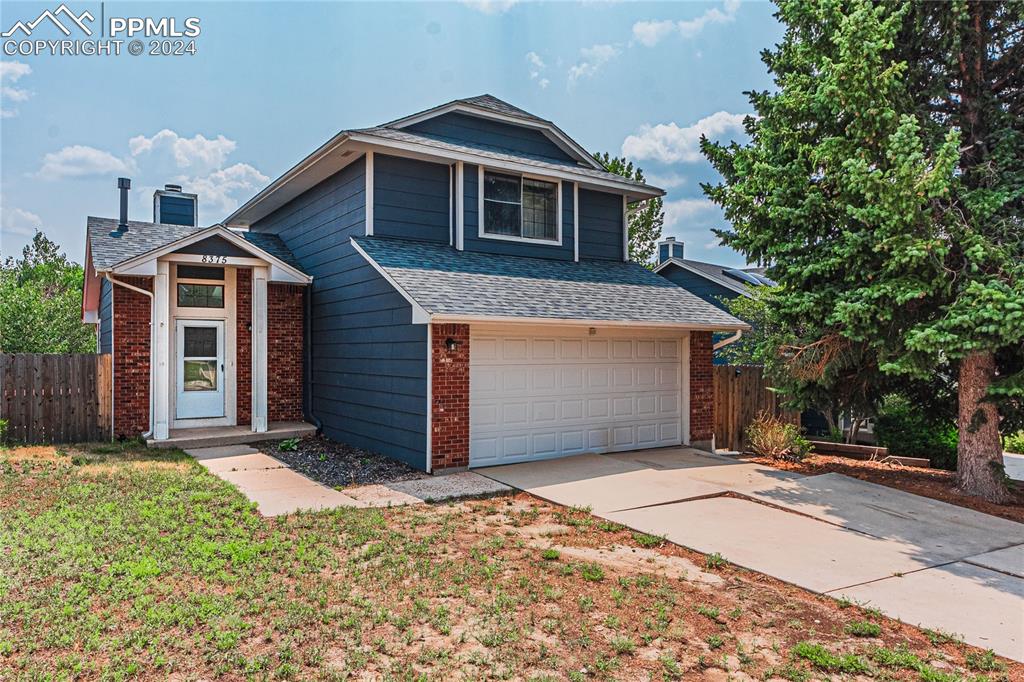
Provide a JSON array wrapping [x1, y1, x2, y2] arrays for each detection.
[[117, 177, 131, 232]]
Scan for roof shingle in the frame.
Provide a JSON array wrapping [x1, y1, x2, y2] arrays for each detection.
[[353, 236, 747, 329]]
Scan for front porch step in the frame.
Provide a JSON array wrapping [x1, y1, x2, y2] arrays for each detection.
[[147, 421, 317, 450]]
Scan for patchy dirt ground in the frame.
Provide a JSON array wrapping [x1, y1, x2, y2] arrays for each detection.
[[749, 453, 1024, 524], [255, 434, 426, 488], [1, 443, 1019, 680]]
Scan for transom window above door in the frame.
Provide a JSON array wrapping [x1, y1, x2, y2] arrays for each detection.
[[482, 171, 559, 242], [176, 264, 225, 308]]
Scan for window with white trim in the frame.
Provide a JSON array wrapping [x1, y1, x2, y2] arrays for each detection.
[[482, 171, 558, 241]]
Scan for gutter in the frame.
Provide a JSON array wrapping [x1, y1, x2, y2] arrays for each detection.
[[302, 285, 322, 433], [105, 274, 155, 439], [713, 330, 743, 351]]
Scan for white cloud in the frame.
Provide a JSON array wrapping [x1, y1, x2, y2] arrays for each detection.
[[37, 145, 133, 180], [525, 51, 549, 88], [645, 171, 687, 189], [1, 204, 43, 238], [663, 197, 718, 229], [184, 163, 269, 216], [129, 129, 236, 175], [632, 0, 740, 46], [568, 43, 621, 85], [36, 128, 268, 222], [631, 20, 677, 47], [0, 60, 32, 117], [622, 111, 747, 164], [462, 0, 519, 14]]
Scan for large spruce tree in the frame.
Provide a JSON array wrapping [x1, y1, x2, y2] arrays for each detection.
[[703, 0, 1023, 502]]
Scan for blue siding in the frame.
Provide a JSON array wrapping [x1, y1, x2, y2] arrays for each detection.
[[99, 278, 112, 354], [373, 154, 449, 243], [408, 112, 576, 163], [462, 164, 575, 260], [175, 235, 252, 258], [158, 195, 196, 226], [577, 188, 623, 261], [251, 155, 428, 468]]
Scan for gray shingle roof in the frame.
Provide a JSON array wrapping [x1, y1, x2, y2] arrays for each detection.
[[664, 258, 774, 294], [353, 236, 747, 329], [87, 216, 306, 274], [455, 94, 546, 122], [353, 127, 655, 191], [236, 231, 305, 272], [88, 217, 205, 271]]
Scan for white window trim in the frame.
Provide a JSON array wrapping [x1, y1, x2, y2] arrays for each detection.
[[477, 165, 563, 246], [573, 182, 579, 262], [364, 151, 374, 236]]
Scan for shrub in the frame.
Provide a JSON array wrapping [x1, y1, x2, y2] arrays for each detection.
[[0, 418, 7, 444], [874, 394, 958, 470], [1004, 431, 1024, 454], [745, 412, 812, 460], [278, 438, 301, 452]]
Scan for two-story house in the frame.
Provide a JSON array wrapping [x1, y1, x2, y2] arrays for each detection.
[[81, 95, 747, 472]]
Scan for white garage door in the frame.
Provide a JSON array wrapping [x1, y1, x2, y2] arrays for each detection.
[[469, 329, 684, 466]]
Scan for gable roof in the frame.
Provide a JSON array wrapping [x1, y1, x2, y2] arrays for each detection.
[[351, 236, 748, 331], [384, 94, 604, 171], [86, 217, 308, 278], [654, 257, 775, 297], [224, 95, 663, 227]]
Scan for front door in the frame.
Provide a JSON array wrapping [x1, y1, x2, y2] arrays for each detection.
[[176, 320, 225, 419]]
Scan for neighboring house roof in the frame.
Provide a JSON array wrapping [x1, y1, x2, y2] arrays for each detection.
[[654, 257, 775, 298], [351, 236, 748, 331], [225, 94, 663, 227], [86, 217, 308, 276]]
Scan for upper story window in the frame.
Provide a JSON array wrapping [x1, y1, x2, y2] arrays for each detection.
[[177, 264, 225, 308], [482, 170, 559, 242]]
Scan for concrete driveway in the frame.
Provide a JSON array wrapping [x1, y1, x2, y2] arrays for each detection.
[[479, 448, 1024, 661]]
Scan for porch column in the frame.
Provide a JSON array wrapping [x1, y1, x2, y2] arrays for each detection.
[[152, 261, 170, 439], [252, 265, 268, 433]]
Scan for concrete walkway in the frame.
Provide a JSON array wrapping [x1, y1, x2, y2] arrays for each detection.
[[479, 448, 1024, 661], [188, 445, 510, 516]]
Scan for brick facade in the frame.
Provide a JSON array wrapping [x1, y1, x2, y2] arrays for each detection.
[[267, 283, 304, 422], [430, 323, 470, 471], [689, 331, 714, 444], [112, 276, 152, 438], [236, 269, 252, 425]]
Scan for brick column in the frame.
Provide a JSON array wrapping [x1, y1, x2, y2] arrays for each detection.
[[267, 283, 304, 422], [431, 323, 470, 471], [689, 331, 714, 448], [113, 276, 153, 438], [236, 269, 252, 425]]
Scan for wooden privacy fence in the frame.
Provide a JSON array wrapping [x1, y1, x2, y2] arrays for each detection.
[[1, 354, 112, 444], [713, 364, 799, 452]]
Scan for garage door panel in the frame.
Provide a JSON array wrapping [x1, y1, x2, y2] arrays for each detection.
[[470, 331, 683, 465]]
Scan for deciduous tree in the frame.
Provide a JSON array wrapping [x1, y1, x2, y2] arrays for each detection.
[[594, 153, 664, 267]]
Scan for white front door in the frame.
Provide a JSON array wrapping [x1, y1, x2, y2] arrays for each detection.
[[176, 320, 225, 420], [469, 329, 683, 466]]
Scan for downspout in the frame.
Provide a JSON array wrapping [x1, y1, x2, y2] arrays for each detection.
[[302, 285, 322, 432], [713, 330, 743, 352], [105, 274, 155, 439]]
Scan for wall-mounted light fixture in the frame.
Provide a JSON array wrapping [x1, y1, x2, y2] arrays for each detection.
[[588, 327, 597, 336], [445, 337, 462, 353]]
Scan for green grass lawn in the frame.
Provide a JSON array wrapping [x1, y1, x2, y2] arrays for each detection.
[[0, 443, 1015, 681]]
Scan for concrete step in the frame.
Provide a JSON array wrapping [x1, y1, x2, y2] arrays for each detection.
[[147, 421, 316, 450]]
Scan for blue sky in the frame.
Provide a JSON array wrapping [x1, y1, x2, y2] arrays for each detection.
[[0, 0, 782, 266]]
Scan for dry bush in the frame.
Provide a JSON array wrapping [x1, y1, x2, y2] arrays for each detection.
[[745, 411, 812, 460]]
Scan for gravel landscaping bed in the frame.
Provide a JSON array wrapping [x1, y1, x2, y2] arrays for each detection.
[[254, 435, 425, 488]]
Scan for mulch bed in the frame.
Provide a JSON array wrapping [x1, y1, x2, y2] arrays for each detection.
[[254, 435, 425, 488], [749, 453, 1024, 524]]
